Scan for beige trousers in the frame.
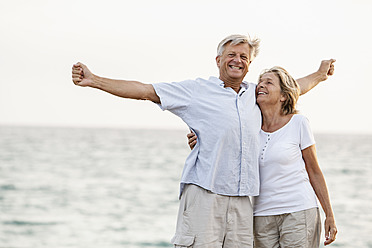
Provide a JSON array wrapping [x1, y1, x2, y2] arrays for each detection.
[[172, 184, 254, 248], [254, 208, 321, 248]]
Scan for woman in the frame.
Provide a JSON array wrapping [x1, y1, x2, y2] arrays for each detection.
[[187, 67, 337, 247]]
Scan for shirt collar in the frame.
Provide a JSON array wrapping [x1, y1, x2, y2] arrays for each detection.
[[209, 76, 249, 91]]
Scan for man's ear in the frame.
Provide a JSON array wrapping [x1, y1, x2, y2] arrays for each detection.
[[216, 56, 221, 68]]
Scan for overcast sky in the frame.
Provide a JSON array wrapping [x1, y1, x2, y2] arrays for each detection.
[[1, 0, 371, 134]]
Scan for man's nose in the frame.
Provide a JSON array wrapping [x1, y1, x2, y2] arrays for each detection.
[[233, 55, 242, 63]]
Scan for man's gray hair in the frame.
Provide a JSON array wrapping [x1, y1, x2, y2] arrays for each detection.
[[217, 34, 260, 61]]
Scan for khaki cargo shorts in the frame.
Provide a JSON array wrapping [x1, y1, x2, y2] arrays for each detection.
[[254, 207, 321, 248], [171, 184, 253, 248]]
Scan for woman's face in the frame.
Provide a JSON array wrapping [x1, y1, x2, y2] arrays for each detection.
[[256, 72, 286, 108]]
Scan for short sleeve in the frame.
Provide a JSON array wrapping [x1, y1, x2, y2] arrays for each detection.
[[300, 116, 316, 150], [152, 80, 197, 118]]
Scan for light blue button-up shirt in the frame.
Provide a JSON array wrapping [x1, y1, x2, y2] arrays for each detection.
[[152, 76, 261, 197]]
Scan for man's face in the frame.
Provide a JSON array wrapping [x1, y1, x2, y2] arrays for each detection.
[[216, 42, 252, 83]]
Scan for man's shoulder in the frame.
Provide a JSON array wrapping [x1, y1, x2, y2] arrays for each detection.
[[195, 76, 221, 84], [152, 77, 220, 91], [244, 81, 257, 87], [242, 81, 257, 92], [190, 77, 225, 89], [170, 77, 213, 85]]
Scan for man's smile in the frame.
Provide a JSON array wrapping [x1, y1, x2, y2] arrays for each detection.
[[229, 65, 243, 70]]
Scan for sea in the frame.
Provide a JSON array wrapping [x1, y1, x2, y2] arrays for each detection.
[[0, 126, 371, 248]]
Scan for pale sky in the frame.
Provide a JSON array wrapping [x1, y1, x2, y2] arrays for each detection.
[[1, 0, 371, 134]]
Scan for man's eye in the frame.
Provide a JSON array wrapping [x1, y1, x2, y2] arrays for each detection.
[[241, 56, 247, 60]]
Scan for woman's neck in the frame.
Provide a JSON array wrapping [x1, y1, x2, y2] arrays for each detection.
[[260, 105, 293, 133]]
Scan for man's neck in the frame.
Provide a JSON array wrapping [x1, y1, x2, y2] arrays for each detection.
[[219, 77, 243, 93]]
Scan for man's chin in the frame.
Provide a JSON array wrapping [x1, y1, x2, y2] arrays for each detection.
[[229, 70, 246, 77], [229, 74, 245, 81]]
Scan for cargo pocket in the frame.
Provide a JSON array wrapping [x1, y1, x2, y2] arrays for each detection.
[[171, 234, 195, 247]]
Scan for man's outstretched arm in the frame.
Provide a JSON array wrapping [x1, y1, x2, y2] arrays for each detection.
[[72, 62, 160, 103], [297, 59, 336, 95]]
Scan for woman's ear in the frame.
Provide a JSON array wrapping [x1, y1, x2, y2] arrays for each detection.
[[280, 93, 287, 103]]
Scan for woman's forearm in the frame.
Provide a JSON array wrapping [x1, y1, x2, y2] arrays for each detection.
[[297, 59, 336, 95], [302, 145, 334, 217]]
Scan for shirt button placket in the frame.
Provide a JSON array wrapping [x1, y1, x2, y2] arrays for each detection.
[[238, 95, 247, 194], [261, 134, 270, 160]]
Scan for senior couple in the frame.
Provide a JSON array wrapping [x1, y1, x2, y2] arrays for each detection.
[[72, 34, 337, 247]]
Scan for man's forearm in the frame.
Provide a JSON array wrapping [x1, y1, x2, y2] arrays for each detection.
[[91, 75, 160, 103]]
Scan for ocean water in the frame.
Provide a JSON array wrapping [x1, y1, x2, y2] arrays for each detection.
[[0, 126, 371, 248]]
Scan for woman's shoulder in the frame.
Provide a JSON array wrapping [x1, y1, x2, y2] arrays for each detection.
[[288, 114, 311, 128], [292, 114, 308, 121]]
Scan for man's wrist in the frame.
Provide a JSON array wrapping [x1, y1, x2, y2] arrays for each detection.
[[91, 74, 101, 88]]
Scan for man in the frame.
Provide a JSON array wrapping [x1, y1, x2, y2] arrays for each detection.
[[72, 34, 335, 247]]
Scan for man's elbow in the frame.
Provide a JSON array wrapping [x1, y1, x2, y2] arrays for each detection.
[[143, 84, 160, 103]]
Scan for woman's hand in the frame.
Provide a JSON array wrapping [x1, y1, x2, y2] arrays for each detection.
[[187, 131, 197, 150], [324, 216, 337, 245]]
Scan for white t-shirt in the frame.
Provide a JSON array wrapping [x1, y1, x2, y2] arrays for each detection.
[[253, 114, 318, 216]]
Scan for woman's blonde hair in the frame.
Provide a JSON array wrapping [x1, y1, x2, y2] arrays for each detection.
[[259, 66, 300, 115]]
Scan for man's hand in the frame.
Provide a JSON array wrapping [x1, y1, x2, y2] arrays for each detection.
[[318, 59, 336, 82], [72, 62, 95, 87], [187, 131, 197, 150]]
